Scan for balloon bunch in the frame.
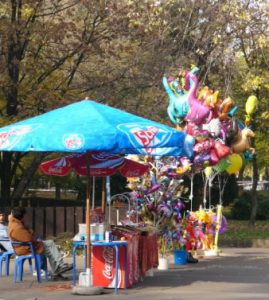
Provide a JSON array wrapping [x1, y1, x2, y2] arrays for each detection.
[[193, 208, 228, 251], [162, 66, 257, 175], [126, 156, 207, 252], [184, 212, 205, 251]]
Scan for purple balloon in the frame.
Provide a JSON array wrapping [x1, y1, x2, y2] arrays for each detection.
[[146, 183, 161, 194], [193, 153, 211, 167], [211, 215, 228, 234]]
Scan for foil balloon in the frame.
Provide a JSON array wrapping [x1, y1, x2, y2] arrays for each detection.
[[225, 153, 243, 174], [244, 150, 254, 162], [193, 129, 210, 142], [211, 215, 228, 234], [157, 203, 173, 218], [185, 121, 197, 136], [245, 95, 258, 116], [176, 157, 191, 175], [193, 153, 211, 167], [184, 69, 212, 125], [214, 141, 231, 158], [218, 97, 235, 120], [204, 166, 213, 178], [169, 78, 184, 96], [209, 149, 219, 165], [146, 183, 161, 194], [183, 134, 195, 158], [202, 118, 221, 138], [213, 158, 230, 173], [220, 118, 239, 145], [198, 86, 219, 108], [193, 139, 215, 154], [173, 200, 185, 212], [231, 127, 255, 154], [163, 77, 190, 124]]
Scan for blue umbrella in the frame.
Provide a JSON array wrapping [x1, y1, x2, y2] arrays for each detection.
[[0, 99, 186, 277], [0, 99, 185, 156]]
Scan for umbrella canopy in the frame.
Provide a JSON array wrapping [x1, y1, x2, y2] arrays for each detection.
[[0, 99, 185, 156], [0, 99, 186, 273], [39, 151, 150, 177]]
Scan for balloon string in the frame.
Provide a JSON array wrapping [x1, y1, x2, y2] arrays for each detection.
[[203, 177, 208, 209], [189, 173, 194, 211]]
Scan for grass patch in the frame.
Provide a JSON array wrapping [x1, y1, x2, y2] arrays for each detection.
[[220, 220, 269, 241]]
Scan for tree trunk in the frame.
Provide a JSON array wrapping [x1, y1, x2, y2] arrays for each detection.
[[0, 152, 13, 206], [238, 164, 245, 195], [55, 183, 61, 201], [249, 152, 258, 226], [11, 153, 47, 205]]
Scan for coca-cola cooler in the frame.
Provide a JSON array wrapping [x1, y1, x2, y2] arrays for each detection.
[[92, 227, 140, 289]]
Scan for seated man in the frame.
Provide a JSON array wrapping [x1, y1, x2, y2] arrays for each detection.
[[8, 207, 73, 281], [0, 209, 13, 253]]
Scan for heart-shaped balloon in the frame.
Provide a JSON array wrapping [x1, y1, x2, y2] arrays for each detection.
[[214, 141, 231, 158], [209, 149, 219, 165]]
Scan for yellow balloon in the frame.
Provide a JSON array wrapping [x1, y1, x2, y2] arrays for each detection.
[[226, 154, 243, 174], [204, 166, 213, 178], [245, 95, 258, 116]]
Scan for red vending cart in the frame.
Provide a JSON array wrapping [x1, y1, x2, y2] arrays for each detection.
[[92, 227, 140, 289]]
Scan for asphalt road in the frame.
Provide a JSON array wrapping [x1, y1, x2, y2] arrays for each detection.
[[1, 247, 269, 300]]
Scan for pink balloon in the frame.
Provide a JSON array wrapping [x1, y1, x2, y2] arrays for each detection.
[[214, 141, 231, 158], [209, 149, 219, 165], [184, 71, 212, 125]]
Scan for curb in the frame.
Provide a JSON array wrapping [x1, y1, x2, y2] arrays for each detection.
[[220, 238, 269, 248]]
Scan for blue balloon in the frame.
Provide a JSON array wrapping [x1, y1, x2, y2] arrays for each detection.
[[183, 134, 195, 158]]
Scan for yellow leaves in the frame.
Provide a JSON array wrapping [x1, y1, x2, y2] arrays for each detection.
[[22, 7, 35, 19], [237, 11, 250, 22], [0, 3, 10, 17], [0, 98, 7, 111], [212, 35, 220, 45], [257, 35, 268, 48], [261, 112, 269, 119], [241, 74, 266, 92]]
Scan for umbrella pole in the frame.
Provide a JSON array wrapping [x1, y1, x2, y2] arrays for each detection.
[[72, 152, 103, 295], [101, 177, 106, 214], [106, 176, 111, 225], [86, 152, 91, 271], [92, 176, 95, 209]]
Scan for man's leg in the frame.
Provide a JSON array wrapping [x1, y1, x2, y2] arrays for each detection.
[[0, 241, 14, 252], [43, 240, 72, 276]]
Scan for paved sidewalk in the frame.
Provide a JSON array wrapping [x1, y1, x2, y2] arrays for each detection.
[[1, 248, 269, 300]]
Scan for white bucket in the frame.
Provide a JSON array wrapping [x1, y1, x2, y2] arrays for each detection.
[[145, 268, 154, 277], [78, 268, 92, 287], [158, 257, 169, 270], [204, 249, 219, 257]]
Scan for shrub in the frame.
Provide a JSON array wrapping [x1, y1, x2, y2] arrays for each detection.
[[231, 193, 252, 220], [231, 192, 269, 220]]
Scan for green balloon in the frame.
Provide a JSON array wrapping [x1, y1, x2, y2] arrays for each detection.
[[213, 158, 230, 173]]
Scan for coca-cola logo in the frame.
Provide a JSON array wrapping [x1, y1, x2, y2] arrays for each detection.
[[102, 246, 114, 279]]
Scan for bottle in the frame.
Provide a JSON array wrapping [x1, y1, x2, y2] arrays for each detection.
[[105, 223, 112, 242]]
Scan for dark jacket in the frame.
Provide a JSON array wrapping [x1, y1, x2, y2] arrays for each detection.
[[8, 216, 44, 255]]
